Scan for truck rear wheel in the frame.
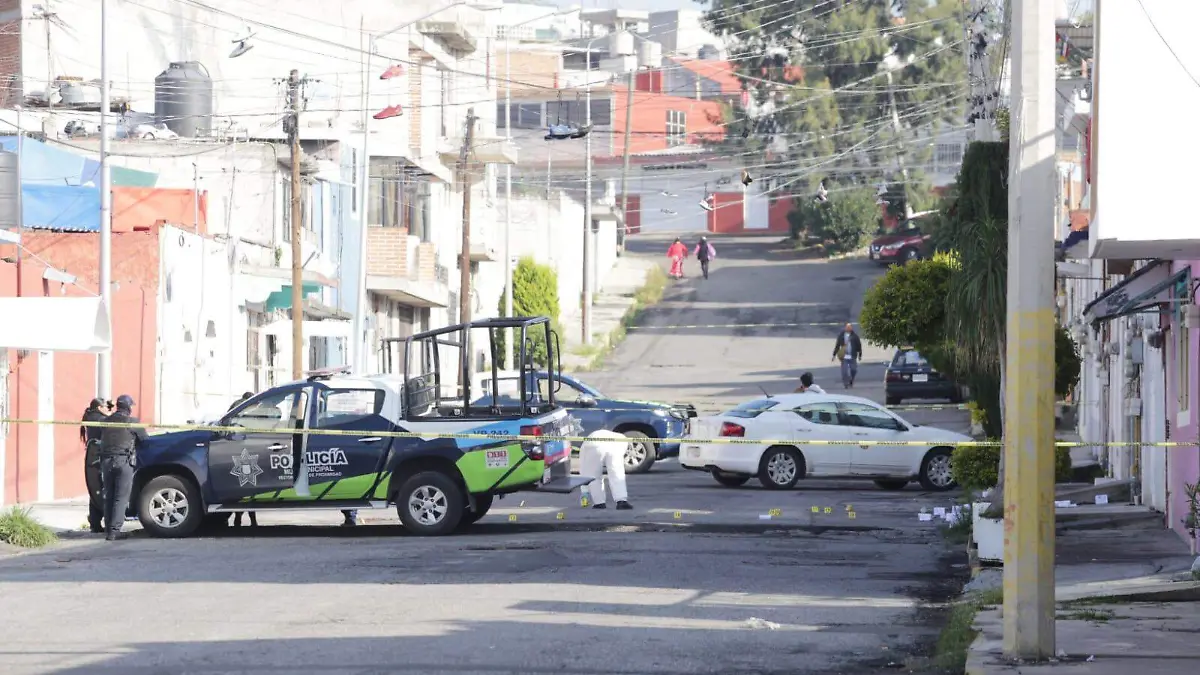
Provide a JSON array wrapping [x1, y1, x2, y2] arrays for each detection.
[[460, 493, 494, 527], [396, 471, 465, 536]]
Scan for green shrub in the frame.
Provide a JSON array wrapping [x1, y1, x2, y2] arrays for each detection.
[[0, 507, 57, 548], [952, 443, 1074, 492], [496, 257, 562, 369], [1055, 325, 1082, 399], [859, 253, 958, 349], [810, 188, 881, 255]]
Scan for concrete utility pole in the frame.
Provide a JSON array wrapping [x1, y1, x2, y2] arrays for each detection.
[[618, 68, 635, 250], [458, 108, 478, 326], [1003, 0, 1057, 659], [287, 69, 305, 381], [504, 37, 514, 369], [582, 37, 602, 346], [97, 0, 112, 399]]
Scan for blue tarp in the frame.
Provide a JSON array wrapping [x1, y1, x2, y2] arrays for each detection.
[[22, 184, 100, 231], [0, 136, 157, 187]]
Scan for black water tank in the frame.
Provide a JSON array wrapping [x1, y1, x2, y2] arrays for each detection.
[[155, 61, 213, 138]]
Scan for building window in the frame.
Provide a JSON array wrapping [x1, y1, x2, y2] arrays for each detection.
[[666, 110, 687, 146], [935, 143, 964, 171]]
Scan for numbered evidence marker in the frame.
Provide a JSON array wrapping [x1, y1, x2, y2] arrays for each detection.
[[508, 514, 518, 522], [556, 511, 566, 520], [848, 511, 857, 519], [811, 506, 820, 513], [581, 497, 590, 508], [673, 511, 682, 520], [823, 507, 833, 514], [768, 508, 782, 517]]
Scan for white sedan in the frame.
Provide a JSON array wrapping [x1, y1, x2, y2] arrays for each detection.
[[678, 392, 971, 491]]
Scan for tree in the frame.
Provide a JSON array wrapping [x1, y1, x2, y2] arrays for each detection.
[[496, 257, 562, 369], [811, 187, 881, 255], [704, 0, 967, 194], [859, 254, 958, 349]]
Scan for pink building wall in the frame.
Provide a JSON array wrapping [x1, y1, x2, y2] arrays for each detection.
[[1167, 260, 1199, 547]]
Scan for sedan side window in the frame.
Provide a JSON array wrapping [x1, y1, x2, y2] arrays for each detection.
[[230, 390, 307, 432], [794, 402, 840, 426], [837, 402, 905, 431]]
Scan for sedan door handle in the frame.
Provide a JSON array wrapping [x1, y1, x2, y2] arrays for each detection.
[[267, 443, 288, 451], [853, 432, 869, 437], [359, 436, 383, 443]]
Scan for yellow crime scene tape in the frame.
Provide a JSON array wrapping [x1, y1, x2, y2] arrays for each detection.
[[8, 418, 1198, 448]]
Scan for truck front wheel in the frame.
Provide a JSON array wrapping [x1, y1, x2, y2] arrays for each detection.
[[396, 471, 465, 536]]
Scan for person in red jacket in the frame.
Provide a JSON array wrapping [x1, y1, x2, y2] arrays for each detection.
[[666, 238, 688, 279]]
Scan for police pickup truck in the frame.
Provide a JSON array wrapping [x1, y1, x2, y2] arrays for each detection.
[[131, 317, 591, 537]]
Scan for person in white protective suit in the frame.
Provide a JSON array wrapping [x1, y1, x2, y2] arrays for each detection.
[[579, 429, 633, 510]]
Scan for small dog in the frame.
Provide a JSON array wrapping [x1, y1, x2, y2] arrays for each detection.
[[233, 511, 258, 527]]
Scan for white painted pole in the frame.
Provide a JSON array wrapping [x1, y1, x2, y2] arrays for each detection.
[[97, 0, 113, 399], [504, 36, 514, 368], [352, 32, 373, 374]]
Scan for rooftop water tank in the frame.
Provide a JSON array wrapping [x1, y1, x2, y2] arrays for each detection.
[[0, 151, 18, 230], [155, 61, 213, 138], [638, 40, 663, 69]]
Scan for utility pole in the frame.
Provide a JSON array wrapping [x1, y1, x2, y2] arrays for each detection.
[[504, 41, 514, 369], [458, 108, 477, 326], [618, 68, 635, 250], [1003, 0, 1057, 659], [582, 40, 599, 346], [97, 0, 112, 399], [286, 69, 305, 381]]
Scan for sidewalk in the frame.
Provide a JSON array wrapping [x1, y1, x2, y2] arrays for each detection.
[[965, 505, 1200, 674], [560, 255, 660, 372]]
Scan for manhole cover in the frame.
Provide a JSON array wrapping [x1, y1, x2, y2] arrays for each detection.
[[832, 275, 856, 281]]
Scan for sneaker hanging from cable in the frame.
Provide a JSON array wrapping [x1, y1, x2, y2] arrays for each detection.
[[545, 121, 593, 141], [699, 193, 715, 212], [815, 182, 828, 203]]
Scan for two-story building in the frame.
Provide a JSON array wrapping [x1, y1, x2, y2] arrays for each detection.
[[1061, 5, 1199, 548]]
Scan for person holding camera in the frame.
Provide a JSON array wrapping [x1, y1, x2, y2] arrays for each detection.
[[80, 398, 113, 533]]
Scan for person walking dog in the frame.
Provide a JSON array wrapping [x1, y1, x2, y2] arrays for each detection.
[[831, 323, 863, 389]]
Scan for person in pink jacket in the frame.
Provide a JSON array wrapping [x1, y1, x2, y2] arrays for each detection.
[[693, 236, 715, 280], [666, 238, 688, 279]]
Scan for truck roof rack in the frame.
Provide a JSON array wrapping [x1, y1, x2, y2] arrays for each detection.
[[306, 365, 352, 382]]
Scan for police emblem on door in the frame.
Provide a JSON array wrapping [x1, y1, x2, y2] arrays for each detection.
[[231, 449, 264, 487]]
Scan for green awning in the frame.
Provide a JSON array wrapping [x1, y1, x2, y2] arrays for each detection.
[[112, 166, 158, 187], [265, 282, 324, 312]]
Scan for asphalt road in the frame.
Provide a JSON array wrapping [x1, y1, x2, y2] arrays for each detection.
[[0, 236, 971, 675]]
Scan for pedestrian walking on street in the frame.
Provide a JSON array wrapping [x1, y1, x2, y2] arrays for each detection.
[[794, 372, 825, 394], [666, 238, 688, 279], [831, 323, 863, 389], [579, 430, 633, 510], [693, 236, 715, 280], [80, 398, 113, 533], [98, 394, 148, 541]]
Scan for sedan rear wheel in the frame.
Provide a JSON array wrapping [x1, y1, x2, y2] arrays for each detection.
[[712, 470, 751, 487]]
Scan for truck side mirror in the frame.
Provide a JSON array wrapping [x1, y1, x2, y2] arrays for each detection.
[[576, 395, 597, 408]]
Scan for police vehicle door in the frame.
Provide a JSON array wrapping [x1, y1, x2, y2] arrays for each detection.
[[301, 387, 393, 501], [209, 386, 310, 502]]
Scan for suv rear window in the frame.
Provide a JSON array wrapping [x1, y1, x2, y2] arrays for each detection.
[[724, 399, 779, 418], [891, 350, 929, 368]]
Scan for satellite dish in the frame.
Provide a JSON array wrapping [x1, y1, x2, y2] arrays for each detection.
[[230, 41, 254, 58]]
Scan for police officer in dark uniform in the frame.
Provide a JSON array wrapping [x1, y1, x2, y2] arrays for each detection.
[[99, 394, 148, 541], [81, 398, 112, 533]]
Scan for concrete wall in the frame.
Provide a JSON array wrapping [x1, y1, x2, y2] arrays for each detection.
[[1, 231, 159, 505]]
